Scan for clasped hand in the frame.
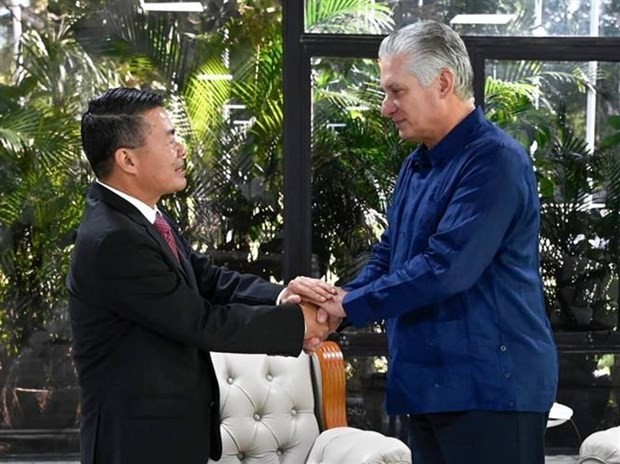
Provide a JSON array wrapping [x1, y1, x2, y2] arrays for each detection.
[[281, 276, 347, 352]]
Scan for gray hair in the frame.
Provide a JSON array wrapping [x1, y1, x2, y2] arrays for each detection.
[[378, 20, 474, 101]]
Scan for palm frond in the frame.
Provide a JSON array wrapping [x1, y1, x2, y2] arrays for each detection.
[[305, 0, 393, 34], [185, 59, 232, 143]]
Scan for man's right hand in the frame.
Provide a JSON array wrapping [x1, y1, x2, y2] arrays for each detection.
[[299, 301, 329, 353], [317, 308, 343, 334]]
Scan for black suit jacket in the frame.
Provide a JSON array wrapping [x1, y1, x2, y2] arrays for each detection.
[[66, 183, 304, 464]]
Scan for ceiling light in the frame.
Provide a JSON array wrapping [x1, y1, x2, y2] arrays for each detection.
[[450, 14, 516, 25], [140, 1, 204, 12]]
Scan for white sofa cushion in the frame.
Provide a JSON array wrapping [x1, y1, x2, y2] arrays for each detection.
[[308, 427, 412, 464], [579, 426, 620, 464]]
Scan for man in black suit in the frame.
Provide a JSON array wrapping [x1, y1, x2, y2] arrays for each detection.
[[66, 87, 332, 464]]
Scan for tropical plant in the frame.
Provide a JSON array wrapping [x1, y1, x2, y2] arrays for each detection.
[[311, 60, 413, 281], [0, 14, 127, 433], [305, 0, 393, 34], [536, 110, 620, 329], [0, 20, 122, 355]]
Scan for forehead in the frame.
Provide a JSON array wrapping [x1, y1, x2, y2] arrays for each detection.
[[379, 54, 414, 88], [141, 107, 172, 131]]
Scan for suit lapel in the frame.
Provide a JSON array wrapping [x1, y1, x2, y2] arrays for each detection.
[[159, 211, 199, 291], [87, 183, 185, 273]]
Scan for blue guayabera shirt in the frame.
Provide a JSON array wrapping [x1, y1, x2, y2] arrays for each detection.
[[343, 107, 558, 415]]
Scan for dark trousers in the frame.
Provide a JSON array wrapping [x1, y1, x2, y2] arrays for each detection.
[[406, 410, 549, 464]]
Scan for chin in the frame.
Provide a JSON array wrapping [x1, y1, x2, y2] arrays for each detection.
[[173, 179, 187, 192]]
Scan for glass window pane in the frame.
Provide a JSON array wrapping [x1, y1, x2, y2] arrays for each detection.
[[547, 351, 620, 448], [0, 14, 14, 82], [304, 0, 395, 34], [304, 0, 620, 37], [344, 353, 408, 441], [310, 56, 413, 293]]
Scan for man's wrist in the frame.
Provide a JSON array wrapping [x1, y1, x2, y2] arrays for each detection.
[[276, 288, 287, 305]]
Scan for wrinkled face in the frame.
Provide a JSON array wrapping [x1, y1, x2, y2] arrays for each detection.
[[380, 54, 442, 146], [131, 107, 187, 204]]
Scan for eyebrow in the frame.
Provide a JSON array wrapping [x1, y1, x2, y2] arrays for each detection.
[[384, 83, 404, 92]]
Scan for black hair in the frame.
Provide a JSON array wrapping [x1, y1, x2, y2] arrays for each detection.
[[81, 87, 164, 179]]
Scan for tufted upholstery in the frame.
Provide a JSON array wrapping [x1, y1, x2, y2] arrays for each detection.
[[209, 341, 411, 464], [212, 352, 319, 463], [307, 427, 412, 464], [578, 426, 620, 464]]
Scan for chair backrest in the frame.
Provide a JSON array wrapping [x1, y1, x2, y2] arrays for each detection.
[[208, 350, 321, 463]]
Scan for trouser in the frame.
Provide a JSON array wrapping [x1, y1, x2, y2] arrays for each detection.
[[406, 410, 549, 464]]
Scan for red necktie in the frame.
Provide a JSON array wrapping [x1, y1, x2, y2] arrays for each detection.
[[154, 212, 179, 261]]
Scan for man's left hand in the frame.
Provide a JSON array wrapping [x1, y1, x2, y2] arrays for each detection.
[[281, 276, 337, 305]]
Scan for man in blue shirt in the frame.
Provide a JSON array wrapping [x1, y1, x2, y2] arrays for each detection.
[[317, 20, 558, 464]]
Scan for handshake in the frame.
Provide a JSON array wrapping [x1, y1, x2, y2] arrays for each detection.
[[281, 276, 348, 353]]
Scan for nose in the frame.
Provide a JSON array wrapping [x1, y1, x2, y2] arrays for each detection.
[[176, 137, 187, 158], [178, 142, 187, 158], [381, 96, 395, 118]]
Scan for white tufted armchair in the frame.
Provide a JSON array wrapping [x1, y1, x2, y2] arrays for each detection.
[[209, 341, 412, 464]]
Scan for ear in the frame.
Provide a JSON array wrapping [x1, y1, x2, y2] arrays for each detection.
[[113, 148, 139, 175], [437, 68, 455, 98]]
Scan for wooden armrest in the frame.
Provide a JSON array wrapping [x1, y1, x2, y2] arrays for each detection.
[[313, 341, 347, 429]]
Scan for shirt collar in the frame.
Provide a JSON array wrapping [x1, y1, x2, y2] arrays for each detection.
[[424, 106, 485, 168], [96, 179, 159, 224]]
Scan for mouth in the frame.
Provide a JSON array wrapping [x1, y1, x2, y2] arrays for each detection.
[[175, 165, 185, 174]]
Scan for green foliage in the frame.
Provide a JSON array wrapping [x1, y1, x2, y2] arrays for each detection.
[[305, 0, 393, 33], [312, 64, 413, 280], [0, 17, 121, 353], [172, 0, 402, 269]]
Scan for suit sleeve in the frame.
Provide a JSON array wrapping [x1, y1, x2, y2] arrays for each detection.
[[187, 248, 283, 305], [92, 228, 304, 355]]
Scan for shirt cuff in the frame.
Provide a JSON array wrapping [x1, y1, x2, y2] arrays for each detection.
[[276, 289, 306, 335], [342, 289, 371, 327], [276, 288, 287, 305]]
